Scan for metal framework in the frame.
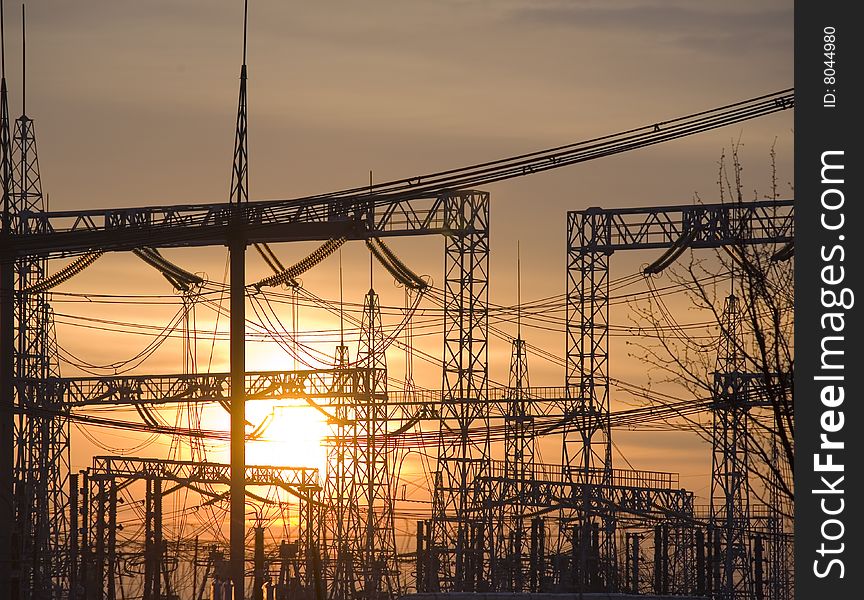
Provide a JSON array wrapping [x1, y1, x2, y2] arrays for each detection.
[[0, 188, 490, 599], [1, 196, 794, 599], [710, 295, 751, 600], [10, 108, 68, 599], [323, 353, 359, 600], [31, 368, 386, 407], [0, 114, 796, 600], [708, 299, 794, 600], [0, 26, 796, 596], [500, 336, 532, 591], [565, 198, 793, 594], [80, 456, 319, 600], [484, 461, 693, 521], [37, 371, 575, 411], [564, 207, 616, 590], [432, 191, 490, 592], [355, 288, 399, 597], [11, 193, 465, 259], [88, 456, 320, 496], [322, 289, 399, 600]]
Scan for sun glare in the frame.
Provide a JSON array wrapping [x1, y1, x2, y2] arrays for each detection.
[[246, 404, 329, 478]]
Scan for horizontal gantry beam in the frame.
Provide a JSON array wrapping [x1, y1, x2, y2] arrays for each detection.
[[8, 191, 487, 258], [27, 370, 727, 430], [22, 369, 572, 408], [710, 371, 792, 409], [568, 198, 793, 254], [89, 455, 320, 493], [24, 368, 386, 407], [482, 461, 693, 522]]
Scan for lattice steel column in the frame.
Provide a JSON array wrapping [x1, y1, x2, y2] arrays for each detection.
[[324, 306, 395, 600], [354, 289, 398, 598], [710, 295, 752, 600], [432, 191, 490, 592], [12, 112, 69, 600], [323, 346, 359, 600], [502, 336, 532, 591], [565, 209, 615, 591], [766, 434, 792, 600]]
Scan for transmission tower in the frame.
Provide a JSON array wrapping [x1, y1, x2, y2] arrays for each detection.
[[500, 243, 533, 591], [565, 209, 616, 591], [355, 288, 399, 598], [324, 287, 398, 600], [324, 336, 356, 600], [9, 7, 69, 596], [710, 294, 753, 600], [500, 336, 532, 590], [431, 193, 491, 593]]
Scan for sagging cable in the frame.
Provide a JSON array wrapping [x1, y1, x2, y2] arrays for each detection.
[[247, 412, 273, 441], [722, 244, 763, 281], [771, 241, 794, 262], [254, 237, 346, 289], [384, 411, 423, 438], [374, 237, 429, 290], [137, 247, 204, 289], [366, 238, 428, 290], [642, 227, 699, 275], [134, 403, 160, 428], [254, 242, 287, 275], [26, 251, 104, 293], [133, 247, 204, 292]]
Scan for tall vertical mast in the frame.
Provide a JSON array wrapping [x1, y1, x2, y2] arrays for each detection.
[[12, 4, 70, 597], [0, 0, 11, 224], [0, 0, 15, 592], [229, 2, 250, 599], [229, 0, 249, 206]]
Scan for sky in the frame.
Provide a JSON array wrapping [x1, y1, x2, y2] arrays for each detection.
[[11, 0, 794, 552]]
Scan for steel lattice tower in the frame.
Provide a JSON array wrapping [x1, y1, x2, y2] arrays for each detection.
[[324, 342, 357, 600], [431, 193, 490, 592], [710, 294, 752, 600], [501, 335, 532, 590], [564, 209, 616, 590], [11, 103, 69, 598], [324, 288, 398, 600], [355, 288, 398, 598]]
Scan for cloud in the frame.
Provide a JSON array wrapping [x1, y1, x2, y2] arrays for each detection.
[[509, 1, 792, 55]]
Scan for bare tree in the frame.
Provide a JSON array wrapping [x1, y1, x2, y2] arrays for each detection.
[[628, 141, 793, 518]]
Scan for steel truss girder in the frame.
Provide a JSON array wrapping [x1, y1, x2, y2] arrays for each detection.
[[11, 115, 70, 600], [571, 199, 793, 254], [37, 370, 570, 410], [565, 198, 794, 593], [487, 479, 693, 522], [9, 192, 476, 259], [484, 461, 693, 523], [89, 455, 320, 495], [710, 371, 790, 409], [323, 293, 398, 600], [27, 367, 386, 407], [432, 191, 490, 592]]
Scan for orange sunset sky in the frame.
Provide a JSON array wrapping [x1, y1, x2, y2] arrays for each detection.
[[12, 0, 793, 551]]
